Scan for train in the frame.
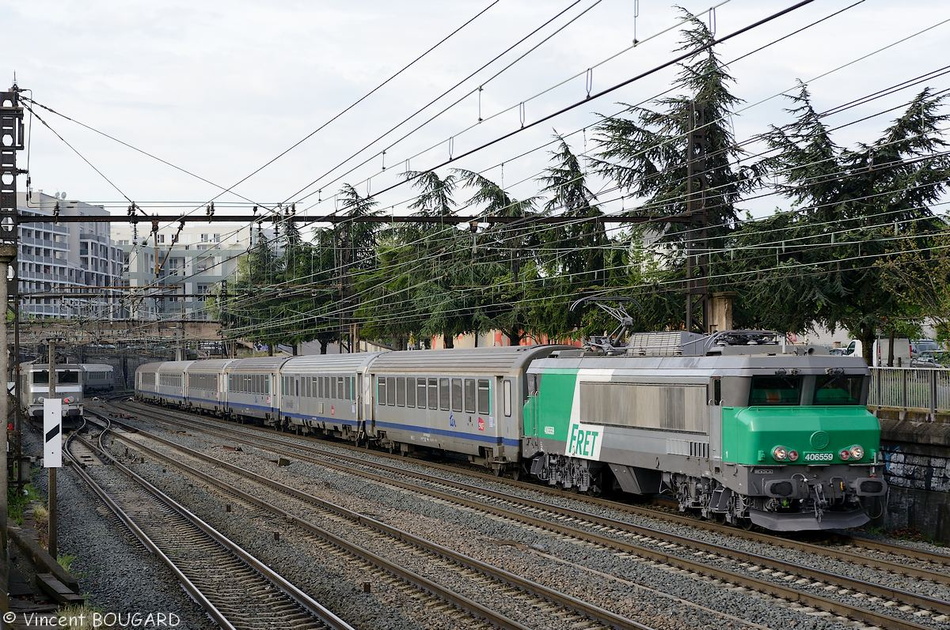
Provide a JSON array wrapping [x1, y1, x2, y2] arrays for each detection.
[[19, 363, 116, 426], [19, 362, 85, 424], [82, 363, 116, 395], [134, 330, 888, 532]]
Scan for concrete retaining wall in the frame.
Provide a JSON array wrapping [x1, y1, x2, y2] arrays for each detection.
[[875, 410, 950, 543]]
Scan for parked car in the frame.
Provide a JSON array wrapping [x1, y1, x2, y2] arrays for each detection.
[[911, 339, 941, 358]]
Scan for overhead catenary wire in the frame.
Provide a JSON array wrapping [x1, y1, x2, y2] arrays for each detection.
[[16, 1, 950, 340]]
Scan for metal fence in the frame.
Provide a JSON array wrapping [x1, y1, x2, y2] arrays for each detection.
[[869, 367, 950, 416]]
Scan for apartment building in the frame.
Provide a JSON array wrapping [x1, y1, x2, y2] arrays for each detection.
[[111, 221, 274, 321], [16, 191, 124, 320]]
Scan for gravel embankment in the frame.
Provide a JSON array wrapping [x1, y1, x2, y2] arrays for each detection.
[[26, 416, 950, 630]]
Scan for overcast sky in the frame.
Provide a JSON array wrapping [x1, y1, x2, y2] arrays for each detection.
[[2, 0, 948, 230]]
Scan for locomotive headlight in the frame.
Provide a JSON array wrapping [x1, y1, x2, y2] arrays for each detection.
[[771, 446, 789, 461], [849, 445, 864, 460], [63, 397, 72, 404], [787, 450, 799, 462], [839, 449, 851, 461]]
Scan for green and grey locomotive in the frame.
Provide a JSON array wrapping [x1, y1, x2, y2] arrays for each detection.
[[523, 331, 887, 531]]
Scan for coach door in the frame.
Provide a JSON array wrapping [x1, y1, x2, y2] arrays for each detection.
[[360, 373, 374, 432], [494, 376, 514, 459]]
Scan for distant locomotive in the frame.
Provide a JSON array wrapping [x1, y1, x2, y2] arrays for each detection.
[[135, 331, 887, 531], [19, 362, 84, 424]]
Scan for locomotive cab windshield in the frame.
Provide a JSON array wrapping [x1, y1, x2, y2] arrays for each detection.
[[749, 375, 802, 405], [749, 373, 866, 406], [31, 369, 81, 384]]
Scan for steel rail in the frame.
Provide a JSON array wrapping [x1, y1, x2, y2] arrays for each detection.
[[110, 403, 946, 630], [93, 414, 655, 630], [69, 429, 355, 630]]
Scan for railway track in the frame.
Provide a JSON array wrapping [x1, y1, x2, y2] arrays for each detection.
[[100, 400, 950, 629], [65, 419, 355, 630], [83, 411, 655, 630], [109, 399, 950, 584]]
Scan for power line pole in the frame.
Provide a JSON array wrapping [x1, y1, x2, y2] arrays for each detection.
[[0, 83, 25, 611], [685, 99, 710, 333]]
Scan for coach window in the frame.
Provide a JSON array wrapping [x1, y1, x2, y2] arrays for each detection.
[[345, 377, 353, 401], [464, 379, 476, 414], [377, 376, 387, 406], [503, 380, 512, 417], [406, 376, 416, 407], [711, 377, 722, 405], [386, 376, 396, 406], [477, 379, 490, 415], [335, 376, 343, 399], [428, 378, 439, 410], [416, 377, 427, 409], [439, 378, 450, 411], [396, 377, 406, 407], [451, 378, 463, 412]]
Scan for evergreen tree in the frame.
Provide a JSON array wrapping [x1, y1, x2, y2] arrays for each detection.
[[335, 184, 379, 351], [735, 85, 950, 361], [531, 134, 608, 339], [591, 11, 754, 331], [455, 169, 539, 345]]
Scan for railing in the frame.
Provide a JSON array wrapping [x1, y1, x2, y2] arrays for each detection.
[[869, 367, 950, 417]]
